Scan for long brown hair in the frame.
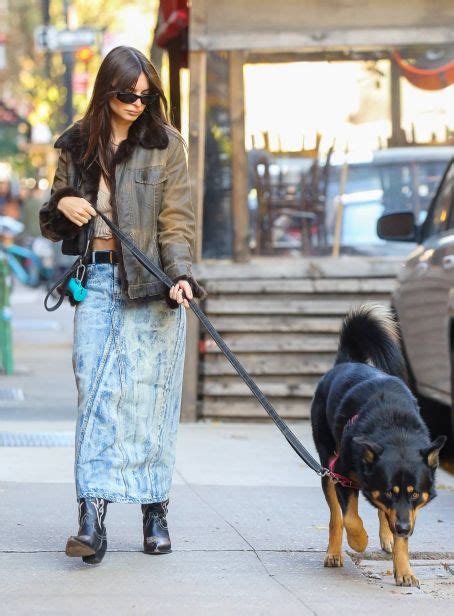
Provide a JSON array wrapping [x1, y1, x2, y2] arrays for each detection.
[[80, 46, 171, 184]]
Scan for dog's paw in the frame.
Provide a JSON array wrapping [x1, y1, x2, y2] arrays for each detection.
[[346, 527, 368, 553], [394, 569, 420, 588], [379, 532, 394, 554], [324, 552, 344, 567]]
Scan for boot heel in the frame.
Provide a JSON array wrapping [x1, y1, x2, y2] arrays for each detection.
[[65, 536, 96, 557], [66, 498, 109, 564]]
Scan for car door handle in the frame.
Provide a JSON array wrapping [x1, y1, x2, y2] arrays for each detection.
[[442, 255, 454, 270]]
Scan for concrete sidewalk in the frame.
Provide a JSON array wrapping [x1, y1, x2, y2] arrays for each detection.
[[1, 284, 454, 614]]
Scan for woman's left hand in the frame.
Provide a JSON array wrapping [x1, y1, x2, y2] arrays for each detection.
[[169, 280, 193, 309]]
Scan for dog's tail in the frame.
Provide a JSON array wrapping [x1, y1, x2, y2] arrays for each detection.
[[335, 303, 407, 380]]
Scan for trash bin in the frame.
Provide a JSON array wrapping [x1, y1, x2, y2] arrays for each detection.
[[0, 249, 13, 374]]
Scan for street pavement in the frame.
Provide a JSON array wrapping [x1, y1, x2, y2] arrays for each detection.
[[1, 283, 454, 615]]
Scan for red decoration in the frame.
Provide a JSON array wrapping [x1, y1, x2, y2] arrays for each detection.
[[155, 0, 189, 48], [392, 50, 454, 91]]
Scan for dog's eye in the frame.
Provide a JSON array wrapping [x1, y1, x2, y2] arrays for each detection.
[[384, 491, 393, 499], [410, 492, 420, 500]]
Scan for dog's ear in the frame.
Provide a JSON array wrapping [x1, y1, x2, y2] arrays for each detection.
[[421, 435, 447, 469], [353, 437, 383, 464]]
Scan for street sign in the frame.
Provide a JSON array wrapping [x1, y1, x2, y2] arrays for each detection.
[[34, 25, 59, 52], [34, 26, 96, 53], [56, 28, 96, 52]]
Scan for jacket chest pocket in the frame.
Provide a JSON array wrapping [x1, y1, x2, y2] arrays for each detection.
[[134, 166, 166, 210]]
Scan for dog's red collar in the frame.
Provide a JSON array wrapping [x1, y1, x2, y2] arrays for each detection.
[[327, 414, 360, 490], [328, 455, 360, 489]]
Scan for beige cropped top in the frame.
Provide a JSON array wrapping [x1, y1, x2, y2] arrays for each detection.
[[93, 186, 113, 239]]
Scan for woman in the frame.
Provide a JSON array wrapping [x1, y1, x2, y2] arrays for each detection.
[[39, 46, 205, 565]]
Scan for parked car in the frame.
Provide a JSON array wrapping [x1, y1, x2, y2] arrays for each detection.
[[377, 158, 454, 439], [328, 146, 454, 256], [252, 145, 454, 255]]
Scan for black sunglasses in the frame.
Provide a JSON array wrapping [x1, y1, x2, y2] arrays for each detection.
[[114, 91, 159, 105]]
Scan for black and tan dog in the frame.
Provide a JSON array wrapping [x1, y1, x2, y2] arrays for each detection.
[[311, 304, 446, 587]]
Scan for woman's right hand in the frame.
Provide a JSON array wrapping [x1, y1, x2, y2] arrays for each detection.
[[57, 196, 97, 227]]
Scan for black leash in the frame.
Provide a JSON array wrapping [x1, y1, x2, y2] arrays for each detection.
[[95, 209, 329, 478]]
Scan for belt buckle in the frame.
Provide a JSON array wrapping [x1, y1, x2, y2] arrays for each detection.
[[91, 250, 114, 264]]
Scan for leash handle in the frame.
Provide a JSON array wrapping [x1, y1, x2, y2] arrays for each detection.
[[44, 256, 82, 312]]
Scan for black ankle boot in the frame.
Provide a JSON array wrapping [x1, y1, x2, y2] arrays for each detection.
[[65, 498, 108, 564], [141, 500, 171, 554]]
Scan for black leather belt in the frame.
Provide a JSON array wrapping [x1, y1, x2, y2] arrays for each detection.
[[88, 250, 119, 264]]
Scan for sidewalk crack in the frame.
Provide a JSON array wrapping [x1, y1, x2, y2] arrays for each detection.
[[176, 475, 317, 615]]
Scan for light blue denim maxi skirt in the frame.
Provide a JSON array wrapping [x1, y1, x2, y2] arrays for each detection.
[[72, 262, 186, 504]]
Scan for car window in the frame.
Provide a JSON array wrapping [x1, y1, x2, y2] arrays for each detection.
[[424, 162, 454, 238], [325, 158, 450, 250]]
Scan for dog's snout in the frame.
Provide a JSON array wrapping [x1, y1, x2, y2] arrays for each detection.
[[395, 522, 411, 537]]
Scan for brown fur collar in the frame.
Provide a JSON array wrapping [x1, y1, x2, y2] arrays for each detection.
[[53, 116, 169, 204]]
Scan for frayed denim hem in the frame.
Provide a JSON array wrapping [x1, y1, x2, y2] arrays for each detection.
[[77, 490, 170, 504]]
